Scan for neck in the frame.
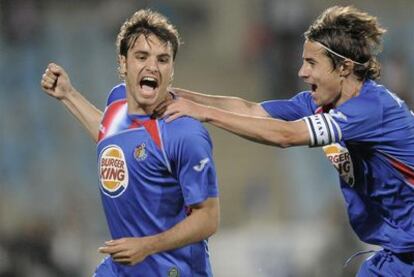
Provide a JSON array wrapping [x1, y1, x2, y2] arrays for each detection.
[[126, 97, 155, 115], [334, 76, 364, 107], [126, 89, 172, 117], [127, 100, 163, 117]]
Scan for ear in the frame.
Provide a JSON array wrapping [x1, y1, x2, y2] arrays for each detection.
[[339, 60, 354, 78], [119, 55, 127, 77]]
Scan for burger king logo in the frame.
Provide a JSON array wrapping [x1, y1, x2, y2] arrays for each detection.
[[99, 145, 128, 197], [323, 143, 355, 186]]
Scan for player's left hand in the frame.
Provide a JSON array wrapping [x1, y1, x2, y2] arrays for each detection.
[[98, 237, 152, 266], [161, 97, 208, 123]]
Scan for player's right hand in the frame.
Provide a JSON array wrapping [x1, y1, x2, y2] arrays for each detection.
[[40, 63, 74, 100]]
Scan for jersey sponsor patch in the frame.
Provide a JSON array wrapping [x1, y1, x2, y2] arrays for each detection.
[[99, 145, 129, 197], [323, 143, 355, 186]]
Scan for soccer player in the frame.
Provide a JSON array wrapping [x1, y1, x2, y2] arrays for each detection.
[[41, 10, 219, 276], [159, 6, 414, 276]]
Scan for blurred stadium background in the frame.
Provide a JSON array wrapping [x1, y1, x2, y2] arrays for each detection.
[[0, 0, 413, 276]]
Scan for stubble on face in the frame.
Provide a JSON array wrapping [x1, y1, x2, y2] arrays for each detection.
[[121, 34, 174, 115]]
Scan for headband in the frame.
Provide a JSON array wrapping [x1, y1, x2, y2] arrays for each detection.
[[316, 41, 369, 67]]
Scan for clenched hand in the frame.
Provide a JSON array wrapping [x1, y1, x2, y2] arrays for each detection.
[[40, 63, 74, 100]]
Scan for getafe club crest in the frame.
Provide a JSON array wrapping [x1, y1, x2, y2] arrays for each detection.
[[168, 267, 179, 277], [99, 145, 129, 197], [134, 143, 147, 161], [323, 143, 355, 186]]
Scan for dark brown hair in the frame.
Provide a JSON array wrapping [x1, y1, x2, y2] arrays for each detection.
[[305, 6, 386, 80], [116, 9, 181, 74]]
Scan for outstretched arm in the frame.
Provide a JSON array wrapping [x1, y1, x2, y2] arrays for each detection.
[[163, 98, 310, 148], [41, 63, 103, 142], [172, 87, 269, 117], [98, 197, 219, 266]]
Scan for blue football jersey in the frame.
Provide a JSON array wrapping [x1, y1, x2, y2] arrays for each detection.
[[96, 84, 218, 276], [262, 80, 414, 253]]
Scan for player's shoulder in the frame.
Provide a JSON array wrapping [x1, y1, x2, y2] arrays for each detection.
[[106, 83, 126, 106], [161, 117, 213, 156], [361, 80, 388, 101], [296, 90, 316, 107], [162, 116, 210, 141], [336, 80, 386, 120], [164, 116, 208, 133], [345, 80, 383, 107], [296, 90, 313, 99], [369, 81, 406, 107]]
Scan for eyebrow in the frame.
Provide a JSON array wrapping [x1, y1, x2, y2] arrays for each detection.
[[158, 53, 171, 59], [304, 57, 317, 63], [133, 51, 171, 58], [134, 50, 148, 56]]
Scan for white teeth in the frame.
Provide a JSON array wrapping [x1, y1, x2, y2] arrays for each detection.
[[142, 76, 157, 82]]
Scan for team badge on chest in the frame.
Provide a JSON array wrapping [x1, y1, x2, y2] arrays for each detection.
[[134, 143, 148, 161], [323, 143, 355, 186], [99, 145, 129, 197]]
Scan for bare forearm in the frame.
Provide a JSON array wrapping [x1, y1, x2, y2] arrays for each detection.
[[61, 89, 103, 142], [176, 88, 265, 116], [40, 63, 103, 142], [147, 198, 219, 255], [204, 106, 309, 148]]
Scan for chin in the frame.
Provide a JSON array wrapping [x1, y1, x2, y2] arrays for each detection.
[[137, 91, 159, 103], [138, 99, 157, 108]]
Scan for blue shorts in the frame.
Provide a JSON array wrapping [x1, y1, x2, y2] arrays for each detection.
[[357, 249, 414, 276]]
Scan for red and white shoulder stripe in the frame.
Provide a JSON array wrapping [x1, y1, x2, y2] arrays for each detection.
[[98, 100, 128, 142]]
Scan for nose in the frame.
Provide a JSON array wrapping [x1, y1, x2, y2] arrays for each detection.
[[145, 57, 159, 73], [298, 63, 308, 79]]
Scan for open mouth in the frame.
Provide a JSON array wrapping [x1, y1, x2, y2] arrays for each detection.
[[311, 84, 317, 92], [140, 76, 159, 91]]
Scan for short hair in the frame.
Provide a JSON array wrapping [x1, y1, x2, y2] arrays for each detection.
[[305, 6, 386, 80], [116, 9, 181, 69]]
